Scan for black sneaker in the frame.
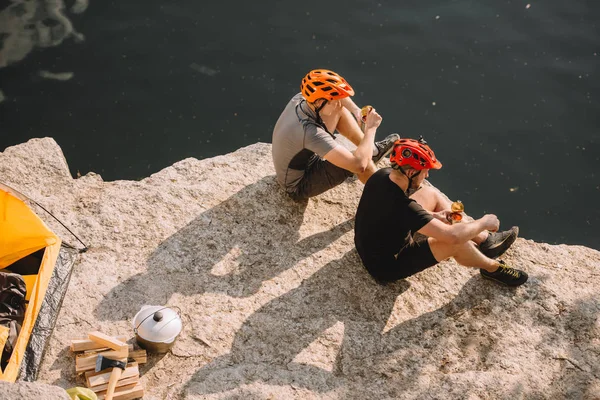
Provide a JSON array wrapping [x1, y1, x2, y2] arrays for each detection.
[[372, 133, 401, 164], [480, 260, 528, 287], [479, 226, 519, 259]]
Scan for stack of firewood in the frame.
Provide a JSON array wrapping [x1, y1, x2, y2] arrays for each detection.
[[70, 331, 146, 400]]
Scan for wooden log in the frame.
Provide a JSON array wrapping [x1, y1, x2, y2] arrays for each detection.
[[81, 344, 135, 357], [95, 382, 138, 396], [89, 376, 139, 393], [88, 331, 129, 353], [75, 347, 143, 374], [75, 347, 137, 374], [71, 335, 128, 352], [86, 363, 139, 388], [96, 384, 144, 400], [84, 347, 111, 354]]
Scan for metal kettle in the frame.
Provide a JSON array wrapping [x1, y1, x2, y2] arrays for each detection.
[[132, 305, 182, 353]]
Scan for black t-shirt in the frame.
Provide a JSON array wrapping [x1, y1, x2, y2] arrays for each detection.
[[354, 168, 433, 265]]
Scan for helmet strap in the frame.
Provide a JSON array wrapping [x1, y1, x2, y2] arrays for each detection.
[[398, 167, 421, 196], [314, 99, 328, 114], [314, 99, 331, 135]]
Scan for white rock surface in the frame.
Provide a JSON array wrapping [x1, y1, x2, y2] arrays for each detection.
[[0, 380, 69, 399], [1, 138, 599, 399]]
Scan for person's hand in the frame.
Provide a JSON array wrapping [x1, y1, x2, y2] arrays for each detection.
[[481, 214, 500, 232], [365, 108, 382, 129], [432, 210, 452, 224]]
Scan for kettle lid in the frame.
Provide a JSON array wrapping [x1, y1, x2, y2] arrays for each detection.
[[133, 305, 182, 343]]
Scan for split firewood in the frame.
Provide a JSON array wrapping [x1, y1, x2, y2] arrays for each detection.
[[89, 376, 140, 393], [96, 384, 144, 400], [82, 344, 134, 356], [76, 349, 146, 374], [71, 335, 128, 352], [86, 363, 139, 388], [88, 331, 129, 353]]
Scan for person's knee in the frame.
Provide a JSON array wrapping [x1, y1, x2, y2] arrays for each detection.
[[357, 162, 377, 184], [410, 185, 438, 210], [428, 237, 468, 262]]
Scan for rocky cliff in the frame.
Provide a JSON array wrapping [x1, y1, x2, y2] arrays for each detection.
[[0, 138, 598, 399]]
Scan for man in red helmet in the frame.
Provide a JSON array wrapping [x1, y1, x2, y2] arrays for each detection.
[[354, 137, 527, 286], [272, 69, 399, 200]]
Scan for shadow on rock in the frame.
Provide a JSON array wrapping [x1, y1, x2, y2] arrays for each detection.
[[538, 293, 600, 398], [49, 346, 74, 387], [182, 251, 496, 396], [94, 176, 354, 321]]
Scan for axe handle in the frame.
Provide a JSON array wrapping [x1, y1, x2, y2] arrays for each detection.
[[105, 367, 123, 400]]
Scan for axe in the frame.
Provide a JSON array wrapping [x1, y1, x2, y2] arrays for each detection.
[[95, 355, 127, 400]]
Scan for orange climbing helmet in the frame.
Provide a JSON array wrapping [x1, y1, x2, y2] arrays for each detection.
[[390, 137, 442, 170], [300, 69, 355, 103]]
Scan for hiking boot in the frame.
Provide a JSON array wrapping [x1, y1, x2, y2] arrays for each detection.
[[372, 133, 401, 164], [480, 260, 528, 287], [479, 226, 519, 259]]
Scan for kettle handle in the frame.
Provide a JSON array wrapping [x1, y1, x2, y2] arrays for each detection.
[[134, 306, 182, 334]]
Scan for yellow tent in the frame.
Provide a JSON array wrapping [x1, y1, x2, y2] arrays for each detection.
[[0, 185, 62, 382]]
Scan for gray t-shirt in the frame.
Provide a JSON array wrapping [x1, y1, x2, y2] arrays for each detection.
[[272, 93, 338, 192]]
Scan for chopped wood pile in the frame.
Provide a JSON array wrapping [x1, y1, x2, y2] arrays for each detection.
[[70, 331, 146, 400]]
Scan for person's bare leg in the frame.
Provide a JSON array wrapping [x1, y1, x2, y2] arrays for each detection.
[[411, 185, 488, 244], [410, 185, 448, 212], [428, 237, 498, 272], [327, 107, 376, 183], [335, 108, 364, 146]]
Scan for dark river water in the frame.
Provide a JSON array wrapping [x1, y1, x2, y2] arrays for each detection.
[[1, 0, 599, 249]]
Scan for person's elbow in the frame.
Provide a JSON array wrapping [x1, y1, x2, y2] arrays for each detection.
[[353, 161, 368, 174], [350, 156, 370, 174]]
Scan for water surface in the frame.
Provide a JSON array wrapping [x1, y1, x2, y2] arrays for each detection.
[[1, 0, 598, 249]]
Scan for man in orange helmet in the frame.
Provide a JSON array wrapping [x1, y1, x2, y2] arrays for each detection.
[[272, 69, 399, 200], [354, 137, 527, 287]]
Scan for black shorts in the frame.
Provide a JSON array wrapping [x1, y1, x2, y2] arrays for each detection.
[[359, 237, 438, 283], [288, 157, 354, 201]]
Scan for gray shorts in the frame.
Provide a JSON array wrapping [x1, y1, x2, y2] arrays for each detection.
[[288, 157, 354, 201]]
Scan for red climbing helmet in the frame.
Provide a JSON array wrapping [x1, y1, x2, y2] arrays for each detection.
[[389, 137, 442, 170], [300, 69, 355, 103]]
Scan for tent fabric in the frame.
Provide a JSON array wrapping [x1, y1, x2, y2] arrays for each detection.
[[0, 190, 58, 269], [0, 186, 77, 382], [20, 245, 77, 381]]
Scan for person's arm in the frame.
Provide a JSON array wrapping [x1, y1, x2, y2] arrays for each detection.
[[340, 97, 362, 123], [418, 214, 500, 244], [323, 109, 381, 173]]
